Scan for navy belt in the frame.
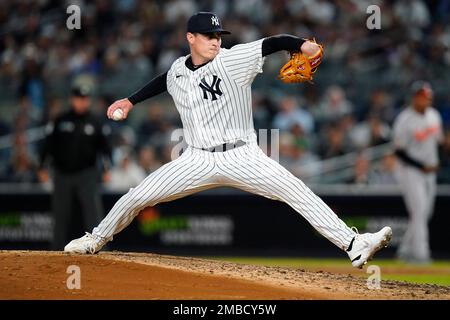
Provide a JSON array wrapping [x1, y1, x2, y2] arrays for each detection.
[[201, 140, 246, 152]]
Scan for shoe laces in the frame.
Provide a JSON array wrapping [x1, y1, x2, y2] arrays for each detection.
[[83, 232, 99, 254], [351, 226, 359, 234], [351, 227, 371, 247]]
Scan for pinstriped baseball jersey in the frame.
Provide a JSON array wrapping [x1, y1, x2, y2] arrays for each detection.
[[167, 39, 265, 148], [393, 106, 443, 166]]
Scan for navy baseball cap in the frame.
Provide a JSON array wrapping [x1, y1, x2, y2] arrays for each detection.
[[187, 12, 231, 35]]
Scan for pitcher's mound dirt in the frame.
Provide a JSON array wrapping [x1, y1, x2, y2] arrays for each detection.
[[0, 250, 449, 299]]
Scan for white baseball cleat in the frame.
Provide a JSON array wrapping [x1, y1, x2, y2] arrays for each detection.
[[347, 226, 392, 269], [64, 232, 108, 254]]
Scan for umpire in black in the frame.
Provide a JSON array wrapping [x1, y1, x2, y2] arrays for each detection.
[[39, 84, 112, 250]]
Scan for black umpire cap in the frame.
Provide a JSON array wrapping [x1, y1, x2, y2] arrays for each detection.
[[71, 84, 92, 97], [187, 12, 231, 35]]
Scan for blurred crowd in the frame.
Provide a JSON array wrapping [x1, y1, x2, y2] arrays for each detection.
[[0, 0, 450, 188]]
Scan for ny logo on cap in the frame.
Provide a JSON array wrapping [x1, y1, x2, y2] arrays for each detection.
[[211, 15, 220, 26]]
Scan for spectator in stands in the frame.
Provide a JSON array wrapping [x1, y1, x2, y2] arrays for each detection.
[[272, 96, 314, 134], [367, 89, 396, 125], [2, 132, 38, 183], [252, 92, 271, 131], [137, 102, 173, 147], [108, 146, 146, 190], [349, 113, 391, 149], [369, 153, 398, 185], [393, 0, 431, 29], [43, 97, 63, 124], [348, 152, 371, 185], [138, 145, 162, 175], [337, 113, 357, 150], [19, 53, 45, 121], [319, 123, 349, 159], [290, 124, 321, 181], [314, 85, 354, 124], [279, 124, 319, 176]]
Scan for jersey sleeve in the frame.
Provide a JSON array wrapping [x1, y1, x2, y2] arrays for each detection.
[[392, 113, 410, 149], [127, 72, 168, 105], [220, 39, 266, 87], [166, 57, 182, 96], [166, 62, 174, 95]]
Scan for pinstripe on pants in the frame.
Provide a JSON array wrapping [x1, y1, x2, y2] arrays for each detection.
[[93, 141, 355, 250]]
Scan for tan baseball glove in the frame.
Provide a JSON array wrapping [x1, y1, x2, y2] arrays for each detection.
[[279, 39, 324, 83]]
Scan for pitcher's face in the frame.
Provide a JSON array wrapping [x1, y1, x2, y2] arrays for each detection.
[[187, 32, 222, 61]]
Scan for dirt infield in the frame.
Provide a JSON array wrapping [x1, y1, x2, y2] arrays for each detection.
[[0, 250, 449, 300]]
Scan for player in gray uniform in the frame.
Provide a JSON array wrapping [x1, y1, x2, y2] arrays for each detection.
[[64, 12, 392, 268], [393, 81, 443, 263]]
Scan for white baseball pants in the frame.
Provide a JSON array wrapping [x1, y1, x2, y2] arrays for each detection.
[[93, 142, 356, 250], [396, 164, 436, 260]]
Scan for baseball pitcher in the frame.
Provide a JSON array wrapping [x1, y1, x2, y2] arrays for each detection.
[[393, 81, 443, 263], [65, 12, 392, 268]]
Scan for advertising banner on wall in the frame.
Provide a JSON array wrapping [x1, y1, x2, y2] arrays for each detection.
[[0, 189, 449, 257]]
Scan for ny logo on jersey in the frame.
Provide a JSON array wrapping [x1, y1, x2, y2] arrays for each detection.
[[199, 75, 223, 101], [211, 15, 220, 26]]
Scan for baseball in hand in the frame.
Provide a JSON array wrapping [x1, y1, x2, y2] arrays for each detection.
[[112, 108, 124, 121]]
